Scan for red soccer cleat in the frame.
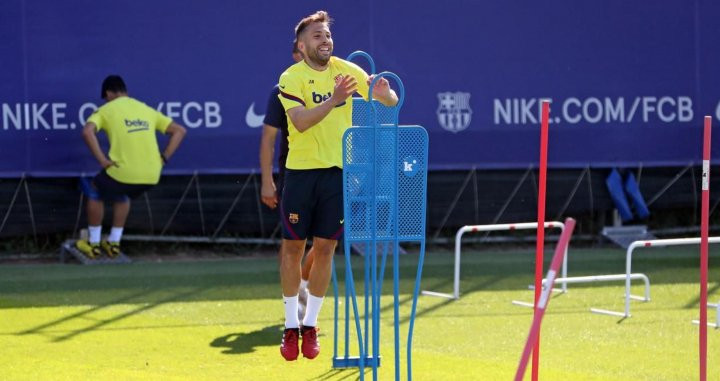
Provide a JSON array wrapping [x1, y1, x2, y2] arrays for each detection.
[[280, 328, 300, 361], [301, 326, 320, 359]]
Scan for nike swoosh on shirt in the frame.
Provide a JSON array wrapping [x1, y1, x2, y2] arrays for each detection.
[[245, 102, 265, 128]]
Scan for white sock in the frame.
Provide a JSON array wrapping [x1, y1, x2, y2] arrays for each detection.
[[88, 225, 102, 244], [302, 294, 325, 328], [108, 227, 124, 243], [299, 279, 309, 291], [283, 295, 300, 329]]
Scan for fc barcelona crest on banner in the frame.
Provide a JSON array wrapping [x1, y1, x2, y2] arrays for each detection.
[[437, 92, 472, 133]]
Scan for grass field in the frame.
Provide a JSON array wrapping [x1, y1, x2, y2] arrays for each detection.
[[2, 244, 720, 380]]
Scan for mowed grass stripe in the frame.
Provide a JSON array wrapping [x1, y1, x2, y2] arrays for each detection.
[[1, 246, 719, 380]]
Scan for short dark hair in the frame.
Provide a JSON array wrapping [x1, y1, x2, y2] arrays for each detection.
[[101, 75, 127, 99], [294, 10, 332, 38]]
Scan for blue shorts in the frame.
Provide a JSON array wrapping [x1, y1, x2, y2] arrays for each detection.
[[82, 170, 154, 202], [280, 167, 343, 240]]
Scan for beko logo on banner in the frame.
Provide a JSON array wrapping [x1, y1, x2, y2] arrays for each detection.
[[0, 101, 222, 131], [493, 96, 697, 125]]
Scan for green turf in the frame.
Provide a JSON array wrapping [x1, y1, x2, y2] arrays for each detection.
[[1, 245, 719, 380]]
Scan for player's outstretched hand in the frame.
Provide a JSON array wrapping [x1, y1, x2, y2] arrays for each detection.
[[331, 75, 357, 106], [368, 75, 391, 98]]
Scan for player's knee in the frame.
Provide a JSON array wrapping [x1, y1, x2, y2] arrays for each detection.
[[281, 240, 306, 256], [311, 238, 337, 257]]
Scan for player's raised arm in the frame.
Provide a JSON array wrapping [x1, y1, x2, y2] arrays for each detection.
[[285, 75, 357, 132]]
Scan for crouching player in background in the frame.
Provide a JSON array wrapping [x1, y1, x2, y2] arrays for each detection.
[[76, 75, 186, 258]]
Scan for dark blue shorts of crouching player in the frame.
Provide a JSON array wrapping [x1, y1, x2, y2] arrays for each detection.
[[280, 167, 343, 241], [81, 170, 154, 202]]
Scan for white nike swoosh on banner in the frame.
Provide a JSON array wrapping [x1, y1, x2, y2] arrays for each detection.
[[245, 102, 265, 128]]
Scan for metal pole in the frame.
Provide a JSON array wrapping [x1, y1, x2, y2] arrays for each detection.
[[0, 174, 25, 235], [211, 172, 254, 239]]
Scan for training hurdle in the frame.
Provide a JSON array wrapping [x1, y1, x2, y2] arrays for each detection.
[[693, 302, 720, 329], [421, 221, 569, 300], [591, 116, 714, 381], [334, 69, 429, 381], [332, 50, 391, 371], [590, 236, 720, 318]]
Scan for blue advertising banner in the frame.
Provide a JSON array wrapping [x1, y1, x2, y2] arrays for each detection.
[[1, 0, 719, 177]]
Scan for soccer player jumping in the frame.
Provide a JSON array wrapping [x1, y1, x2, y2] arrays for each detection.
[[276, 10, 398, 361]]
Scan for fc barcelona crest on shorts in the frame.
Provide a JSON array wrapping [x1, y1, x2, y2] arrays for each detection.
[[289, 213, 299, 224]]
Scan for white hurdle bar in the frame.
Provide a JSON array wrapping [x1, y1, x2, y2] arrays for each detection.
[[511, 274, 651, 309], [591, 237, 720, 318], [693, 302, 720, 329], [422, 221, 568, 300]]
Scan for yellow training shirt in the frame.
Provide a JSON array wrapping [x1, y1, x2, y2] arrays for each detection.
[[87, 96, 171, 184], [278, 56, 370, 169]]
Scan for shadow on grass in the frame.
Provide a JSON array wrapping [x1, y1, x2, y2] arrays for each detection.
[[17, 289, 152, 336], [683, 282, 720, 309], [309, 368, 372, 381], [3, 247, 718, 311], [210, 326, 367, 381], [18, 287, 206, 342], [400, 274, 508, 324], [334, 271, 508, 331], [210, 324, 283, 354]]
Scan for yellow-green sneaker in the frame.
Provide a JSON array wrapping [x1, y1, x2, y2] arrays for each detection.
[[75, 239, 102, 259], [101, 240, 121, 258]]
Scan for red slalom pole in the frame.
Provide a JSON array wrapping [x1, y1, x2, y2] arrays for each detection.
[[531, 100, 550, 381], [516, 217, 576, 381], [700, 115, 711, 381]]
